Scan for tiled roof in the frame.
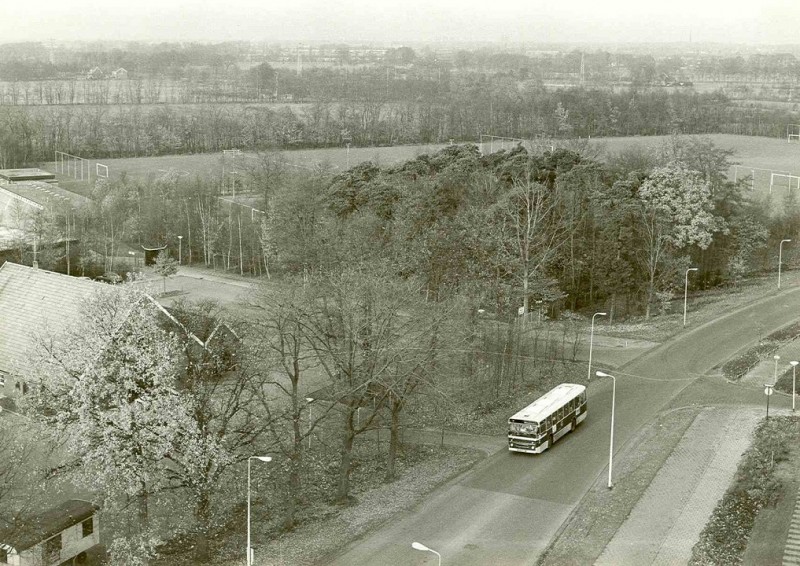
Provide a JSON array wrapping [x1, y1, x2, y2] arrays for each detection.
[[0, 263, 101, 376], [0, 499, 98, 552], [0, 181, 91, 209]]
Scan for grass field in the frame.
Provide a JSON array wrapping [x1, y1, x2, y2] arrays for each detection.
[[42, 133, 800, 200]]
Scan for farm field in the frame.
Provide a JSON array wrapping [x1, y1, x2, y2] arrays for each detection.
[[43, 133, 800, 197]]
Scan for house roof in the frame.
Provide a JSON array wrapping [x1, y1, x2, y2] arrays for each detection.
[[0, 499, 98, 552], [0, 169, 55, 182], [0, 181, 91, 210], [0, 262, 102, 376]]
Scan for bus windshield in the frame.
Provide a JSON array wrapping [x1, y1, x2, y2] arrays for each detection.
[[509, 421, 538, 435]]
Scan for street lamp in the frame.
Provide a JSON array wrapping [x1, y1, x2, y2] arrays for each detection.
[[791, 361, 799, 412], [305, 397, 314, 448], [683, 268, 698, 327], [587, 312, 607, 381], [779, 239, 791, 289], [177, 235, 183, 265], [774, 355, 781, 383], [595, 371, 617, 489], [411, 542, 441, 566], [247, 456, 272, 566], [764, 384, 774, 420]]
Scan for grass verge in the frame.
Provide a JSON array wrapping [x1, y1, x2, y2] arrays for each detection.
[[690, 416, 799, 566], [537, 407, 700, 566]]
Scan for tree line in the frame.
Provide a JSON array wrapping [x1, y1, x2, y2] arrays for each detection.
[[0, 83, 795, 168]]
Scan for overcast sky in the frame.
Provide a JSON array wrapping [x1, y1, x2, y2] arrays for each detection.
[[1, 0, 797, 45]]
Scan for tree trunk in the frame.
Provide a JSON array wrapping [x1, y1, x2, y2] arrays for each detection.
[[386, 403, 401, 481], [336, 407, 356, 503], [194, 490, 212, 561]]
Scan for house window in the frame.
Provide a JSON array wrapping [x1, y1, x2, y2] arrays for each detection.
[[82, 517, 94, 537], [44, 534, 62, 562]]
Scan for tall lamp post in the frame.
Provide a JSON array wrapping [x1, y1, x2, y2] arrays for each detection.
[[595, 371, 617, 489], [683, 267, 698, 326], [779, 239, 791, 289], [305, 397, 314, 448], [765, 384, 774, 420], [774, 355, 781, 383], [177, 235, 183, 265], [791, 361, 799, 412], [247, 456, 272, 566], [587, 312, 607, 381], [412, 542, 441, 566]]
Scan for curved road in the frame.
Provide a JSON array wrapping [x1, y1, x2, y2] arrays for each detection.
[[326, 285, 800, 566]]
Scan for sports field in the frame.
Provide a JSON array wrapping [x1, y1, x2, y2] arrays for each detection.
[[43, 133, 800, 198]]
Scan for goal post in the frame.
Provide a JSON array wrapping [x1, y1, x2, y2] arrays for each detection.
[[770, 172, 800, 194], [54, 150, 90, 181], [788, 124, 800, 143], [96, 163, 109, 179]]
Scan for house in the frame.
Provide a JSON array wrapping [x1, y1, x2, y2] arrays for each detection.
[[0, 262, 103, 400], [0, 499, 100, 566], [110, 68, 128, 80], [0, 262, 235, 402], [85, 67, 103, 80], [0, 181, 90, 227]]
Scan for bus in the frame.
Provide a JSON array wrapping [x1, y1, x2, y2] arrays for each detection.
[[508, 383, 587, 454]]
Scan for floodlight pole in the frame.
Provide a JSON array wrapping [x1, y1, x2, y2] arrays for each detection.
[[791, 361, 799, 412]]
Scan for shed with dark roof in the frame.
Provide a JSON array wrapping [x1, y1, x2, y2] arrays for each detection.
[[0, 499, 99, 566]]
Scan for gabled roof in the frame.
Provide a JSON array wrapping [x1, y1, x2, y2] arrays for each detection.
[[0, 262, 102, 375], [0, 499, 98, 552]]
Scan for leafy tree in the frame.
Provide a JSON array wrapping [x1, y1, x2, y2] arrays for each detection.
[[637, 164, 722, 317], [23, 285, 185, 539], [154, 248, 178, 292]]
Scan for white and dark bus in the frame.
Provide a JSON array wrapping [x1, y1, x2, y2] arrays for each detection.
[[508, 383, 587, 454]]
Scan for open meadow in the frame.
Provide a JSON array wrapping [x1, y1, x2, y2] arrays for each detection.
[[42, 133, 800, 200]]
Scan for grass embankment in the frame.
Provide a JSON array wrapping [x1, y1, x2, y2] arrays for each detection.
[[690, 416, 800, 566]]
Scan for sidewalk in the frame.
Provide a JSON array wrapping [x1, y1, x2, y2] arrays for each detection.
[[595, 406, 763, 566]]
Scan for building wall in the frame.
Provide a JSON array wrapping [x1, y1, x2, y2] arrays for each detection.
[[11, 515, 99, 566]]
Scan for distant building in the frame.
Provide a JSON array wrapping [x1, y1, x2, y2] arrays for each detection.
[[85, 67, 104, 80], [0, 499, 100, 566], [0, 169, 55, 183], [111, 68, 128, 79], [0, 181, 91, 252]]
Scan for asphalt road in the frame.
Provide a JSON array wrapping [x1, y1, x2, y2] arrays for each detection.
[[326, 285, 800, 566]]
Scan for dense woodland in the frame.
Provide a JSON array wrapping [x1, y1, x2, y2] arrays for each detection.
[[15, 136, 797, 321]]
